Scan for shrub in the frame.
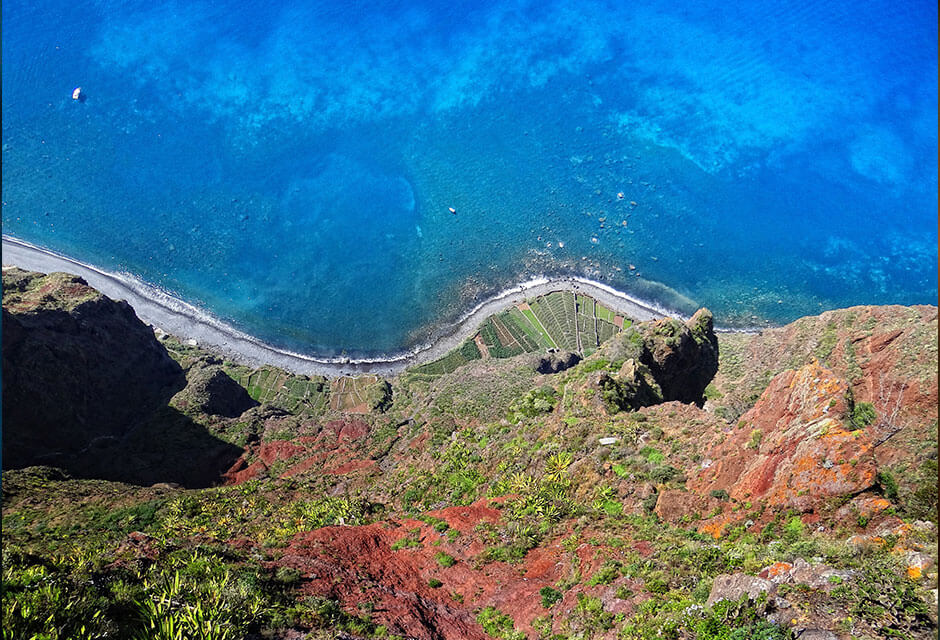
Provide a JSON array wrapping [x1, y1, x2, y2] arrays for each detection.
[[435, 552, 456, 568], [905, 459, 938, 522], [391, 532, 421, 551], [428, 578, 443, 588], [747, 429, 762, 450], [587, 561, 622, 586], [851, 402, 877, 428], [835, 555, 932, 636], [709, 489, 730, 502], [649, 465, 679, 484], [615, 585, 635, 599], [274, 567, 301, 585], [476, 606, 525, 640], [875, 470, 899, 502], [782, 516, 804, 543], [703, 383, 723, 400], [572, 593, 614, 632], [539, 586, 563, 608], [506, 386, 558, 423]]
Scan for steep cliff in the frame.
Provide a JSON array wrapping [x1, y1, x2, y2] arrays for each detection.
[[2, 268, 185, 467], [2, 268, 242, 486], [2, 270, 936, 640]]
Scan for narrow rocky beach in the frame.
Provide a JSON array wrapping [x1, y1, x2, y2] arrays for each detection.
[[3, 235, 671, 376]]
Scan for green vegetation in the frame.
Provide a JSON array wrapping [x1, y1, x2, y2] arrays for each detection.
[[586, 560, 622, 586], [747, 429, 763, 450], [410, 339, 482, 377], [4, 274, 938, 640], [851, 401, 877, 428], [225, 365, 330, 416], [834, 555, 932, 635], [876, 470, 900, 502], [476, 606, 526, 640], [408, 291, 629, 380], [391, 530, 423, 550], [506, 385, 558, 423], [814, 321, 839, 363], [540, 586, 563, 608], [0, 543, 392, 640]]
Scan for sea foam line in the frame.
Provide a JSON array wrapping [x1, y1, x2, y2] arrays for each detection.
[[2, 235, 751, 377]]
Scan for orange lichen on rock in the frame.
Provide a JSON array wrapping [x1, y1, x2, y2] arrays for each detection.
[[760, 561, 793, 580], [698, 513, 737, 539], [690, 362, 878, 513]]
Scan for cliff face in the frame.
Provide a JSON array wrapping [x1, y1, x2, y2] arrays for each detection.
[[2, 268, 185, 467], [2, 268, 241, 485], [1, 269, 936, 640]]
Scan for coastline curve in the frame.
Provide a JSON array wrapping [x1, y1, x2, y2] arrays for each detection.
[[2, 235, 738, 377]]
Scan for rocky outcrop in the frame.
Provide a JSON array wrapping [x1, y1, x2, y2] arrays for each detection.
[[709, 305, 938, 463], [532, 350, 582, 374], [592, 308, 719, 410], [2, 269, 186, 468], [690, 361, 878, 511], [706, 573, 774, 606], [171, 362, 258, 418], [638, 308, 719, 404], [595, 359, 663, 412]]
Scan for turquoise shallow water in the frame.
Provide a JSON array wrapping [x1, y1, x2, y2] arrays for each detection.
[[2, 0, 937, 356]]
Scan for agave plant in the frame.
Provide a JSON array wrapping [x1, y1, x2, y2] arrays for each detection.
[[545, 451, 573, 484]]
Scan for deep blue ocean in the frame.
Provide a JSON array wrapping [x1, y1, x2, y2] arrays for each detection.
[[3, 0, 937, 357]]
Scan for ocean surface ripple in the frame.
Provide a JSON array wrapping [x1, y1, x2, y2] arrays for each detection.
[[2, 0, 936, 355]]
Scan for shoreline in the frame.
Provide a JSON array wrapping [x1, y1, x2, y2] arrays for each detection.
[[3, 235, 711, 377]]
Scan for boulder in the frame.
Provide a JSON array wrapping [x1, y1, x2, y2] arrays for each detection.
[[532, 350, 582, 374], [706, 573, 774, 607]]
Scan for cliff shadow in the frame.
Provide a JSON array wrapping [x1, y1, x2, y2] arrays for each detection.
[[4, 405, 245, 489], [2, 300, 242, 487]]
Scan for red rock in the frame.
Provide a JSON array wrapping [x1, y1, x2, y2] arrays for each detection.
[[222, 457, 267, 484], [689, 362, 877, 513], [325, 459, 376, 475], [258, 440, 308, 465], [281, 453, 328, 478], [326, 418, 370, 442]]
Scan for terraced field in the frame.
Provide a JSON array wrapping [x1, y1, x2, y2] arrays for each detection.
[[225, 365, 331, 416], [330, 375, 389, 413], [408, 338, 483, 379], [221, 365, 392, 415], [410, 291, 630, 380]]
